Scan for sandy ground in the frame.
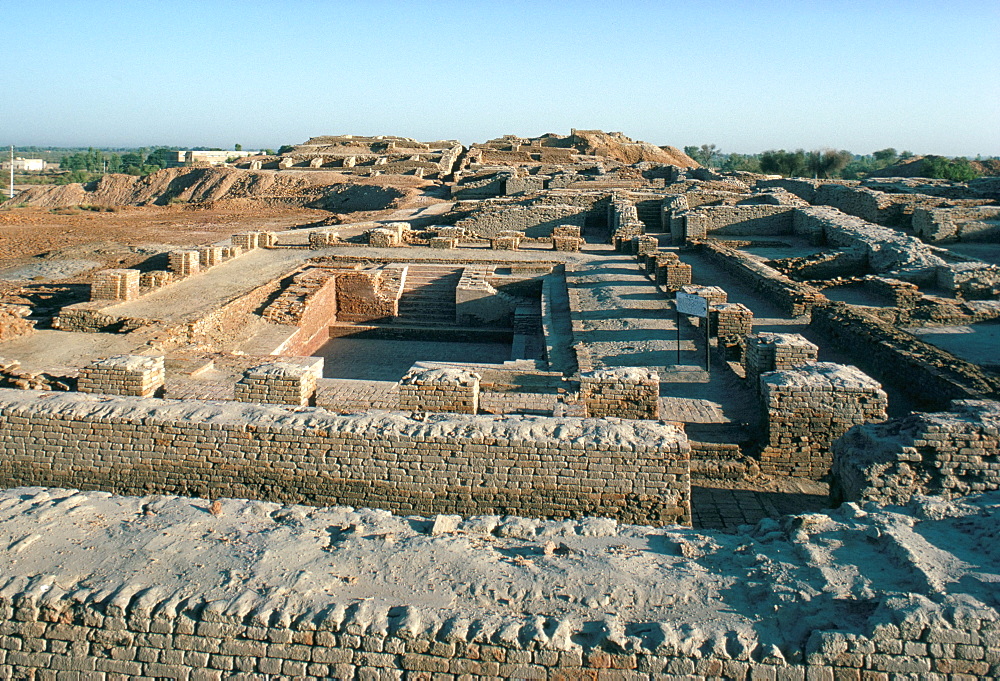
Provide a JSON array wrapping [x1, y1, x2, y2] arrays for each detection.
[[0, 485, 996, 656]]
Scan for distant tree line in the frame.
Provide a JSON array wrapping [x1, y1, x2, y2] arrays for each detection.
[[684, 145, 989, 181]]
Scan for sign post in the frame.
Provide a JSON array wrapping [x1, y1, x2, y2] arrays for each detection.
[[675, 292, 710, 373]]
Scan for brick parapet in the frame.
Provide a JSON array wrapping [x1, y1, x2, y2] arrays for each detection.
[[0, 389, 691, 525]]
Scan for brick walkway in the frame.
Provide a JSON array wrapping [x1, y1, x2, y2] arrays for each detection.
[[691, 482, 829, 532]]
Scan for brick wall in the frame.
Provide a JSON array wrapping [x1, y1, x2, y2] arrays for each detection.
[[580, 367, 660, 420], [759, 362, 887, 479], [454, 203, 587, 238], [0, 389, 691, 526], [700, 241, 827, 317], [744, 332, 818, 390], [77, 355, 165, 398], [809, 302, 1000, 411], [399, 367, 480, 414], [913, 206, 1000, 242], [833, 398, 1000, 505], [91, 269, 140, 301], [682, 205, 794, 241]]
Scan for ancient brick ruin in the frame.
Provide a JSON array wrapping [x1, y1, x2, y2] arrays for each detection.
[[0, 129, 998, 678]]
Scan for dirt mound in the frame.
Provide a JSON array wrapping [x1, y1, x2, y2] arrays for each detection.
[[570, 130, 700, 167], [2, 167, 411, 212]]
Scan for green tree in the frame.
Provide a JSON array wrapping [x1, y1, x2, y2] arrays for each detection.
[[684, 144, 719, 167], [759, 149, 808, 177], [921, 156, 981, 181], [234, 143, 242, 152], [720, 153, 761, 173]]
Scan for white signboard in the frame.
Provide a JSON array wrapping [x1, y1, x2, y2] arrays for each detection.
[[676, 292, 708, 318]]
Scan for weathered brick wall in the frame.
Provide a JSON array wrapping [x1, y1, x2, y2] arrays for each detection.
[[700, 241, 827, 317], [454, 203, 586, 238], [580, 367, 660, 420], [744, 332, 818, 390], [682, 205, 794, 240], [0, 389, 691, 526], [77, 355, 165, 398], [234, 362, 319, 406], [261, 268, 338, 355], [832, 399, 1000, 505], [0, 304, 35, 342], [810, 302, 1000, 411], [813, 184, 915, 225], [710, 302, 753, 339], [90, 269, 140, 301], [399, 367, 480, 414], [759, 362, 887, 479], [335, 269, 399, 322], [653, 253, 692, 291], [0, 486, 996, 679], [1, 588, 995, 679], [168, 250, 200, 278], [913, 205, 1000, 242]]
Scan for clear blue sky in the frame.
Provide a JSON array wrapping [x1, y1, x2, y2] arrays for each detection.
[[4, 0, 998, 156]]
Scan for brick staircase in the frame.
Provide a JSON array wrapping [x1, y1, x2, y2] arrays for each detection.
[[395, 265, 462, 326], [635, 199, 663, 232]]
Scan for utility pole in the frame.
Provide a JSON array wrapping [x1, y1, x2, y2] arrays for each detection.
[[8, 146, 14, 200]]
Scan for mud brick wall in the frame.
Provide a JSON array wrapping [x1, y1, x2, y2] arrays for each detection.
[[429, 236, 457, 249], [682, 205, 794, 240], [335, 269, 399, 323], [399, 367, 480, 414], [0, 389, 692, 525], [580, 367, 660, 420], [744, 332, 818, 390], [234, 362, 318, 406], [90, 269, 140, 302], [0, 576, 997, 680], [454, 203, 586, 238], [655, 255, 692, 291], [711, 302, 753, 339], [198, 246, 224, 268], [759, 362, 887, 479], [139, 270, 172, 289], [700, 241, 826, 316], [168, 250, 200, 278], [77, 355, 164, 398], [833, 399, 1000, 505], [810, 302, 1000, 411], [913, 206, 1000, 242]]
